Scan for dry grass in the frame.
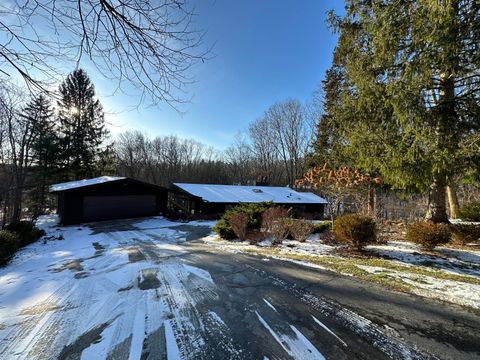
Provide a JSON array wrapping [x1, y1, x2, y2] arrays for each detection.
[[241, 246, 480, 292]]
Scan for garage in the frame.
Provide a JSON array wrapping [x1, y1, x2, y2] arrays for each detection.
[[82, 195, 157, 222], [50, 176, 169, 225]]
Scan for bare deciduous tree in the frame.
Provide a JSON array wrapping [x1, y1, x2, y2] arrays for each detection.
[[224, 133, 254, 184], [0, 85, 39, 223], [0, 0, 209, 106], [114, 131, 228, 186], [250, 99, 311, 186]]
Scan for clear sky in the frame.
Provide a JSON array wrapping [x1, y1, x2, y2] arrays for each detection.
[[94, 1, 345, 149]]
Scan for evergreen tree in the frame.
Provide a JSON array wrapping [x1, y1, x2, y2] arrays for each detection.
[[22, 94, 57, 217], [312, 66, 355, 168], [314, 0, 480, 223], [57, 69, 107, 180]]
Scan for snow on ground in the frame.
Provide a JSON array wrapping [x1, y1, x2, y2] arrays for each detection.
[[203, 231, 480, 310], [202, 232, 336, 257], [367, 241, 480, 277], [255, 311, 326, 360], [0, 216, 229, 360]]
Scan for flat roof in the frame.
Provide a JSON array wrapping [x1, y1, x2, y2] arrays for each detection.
[[174, 183, 327, 204]]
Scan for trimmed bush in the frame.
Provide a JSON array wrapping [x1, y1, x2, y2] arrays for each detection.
[[450, 224, 480, 245], [213, 202, 274, 239], [0, 231, 20, 263], [312, 221, 332, 234], [458, 202, 480, 222], [227, 212, 249, 241], [406, 222, 451, 251], [245, 230, 265, 245], [289, 219, 314, 242], [262, 207, 290, 233], [333, 214, 377, 251], [271, 218, 291, 245]]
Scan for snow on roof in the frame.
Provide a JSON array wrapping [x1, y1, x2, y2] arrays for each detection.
[[174, 183, 327, 204], [50, 176, 126, 192]]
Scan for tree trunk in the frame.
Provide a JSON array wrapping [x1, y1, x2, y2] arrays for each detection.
[[426, 173, 449, 223], [367, 185, 375, 217], [10, 171, 25, 224], [447, 183, 460, 219]]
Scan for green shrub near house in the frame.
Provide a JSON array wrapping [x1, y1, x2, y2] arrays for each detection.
[[213, 202, 274, 239], [458, 202, 480, 222], [312, 221, 332, 234], [6, 221, 46, 247], [0, 221, 45, 264], [0, 231, 20, 264]]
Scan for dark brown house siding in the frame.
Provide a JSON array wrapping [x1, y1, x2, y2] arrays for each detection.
[[170, 187, 325, 219], [53, 178, 168, 225]]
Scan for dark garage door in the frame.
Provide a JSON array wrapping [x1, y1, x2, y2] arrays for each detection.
[[83, 195, 156, 222]]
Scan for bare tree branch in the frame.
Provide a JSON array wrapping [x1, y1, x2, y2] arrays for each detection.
[[0, 0, 210, 108]]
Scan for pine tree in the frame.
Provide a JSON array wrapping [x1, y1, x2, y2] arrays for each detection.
[[314, 1, 480, 223], [23, 94, 57, 217], [57, 69, 107, 180]]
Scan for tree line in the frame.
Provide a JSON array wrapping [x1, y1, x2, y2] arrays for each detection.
[[114, 99, 315, 187], [0, 69, 109, 226], [0, 70, 316, 226]]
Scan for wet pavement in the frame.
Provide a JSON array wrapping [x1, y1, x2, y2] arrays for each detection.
[[0, 218, 479, 360]]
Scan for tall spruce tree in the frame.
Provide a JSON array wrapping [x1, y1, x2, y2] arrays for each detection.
[[314, 0, 480, 223], [57, 69, 107, 180], [23, 94, 57, 217]]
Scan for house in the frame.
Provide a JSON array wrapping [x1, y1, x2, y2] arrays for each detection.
[[171, 183, 327, 218], [50, 176, 169, 225]]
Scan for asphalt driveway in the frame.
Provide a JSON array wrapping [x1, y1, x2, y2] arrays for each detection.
[[0, 217, 478, 360]]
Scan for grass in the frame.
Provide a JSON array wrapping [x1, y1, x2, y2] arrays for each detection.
[[240, 246, 480, 294]]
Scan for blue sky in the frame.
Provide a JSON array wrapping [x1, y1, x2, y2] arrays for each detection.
[[95, 1, 345, 149]]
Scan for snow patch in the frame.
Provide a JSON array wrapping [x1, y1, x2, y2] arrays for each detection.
[[164, 319, 181, 359], [183, 264, 214, 284], [312, 315, 347, 347], [255, 311, 325, 360], [263, 299, 278, 313]]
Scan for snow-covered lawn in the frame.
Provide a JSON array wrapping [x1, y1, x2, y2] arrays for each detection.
[[203, 233, 480, 310]]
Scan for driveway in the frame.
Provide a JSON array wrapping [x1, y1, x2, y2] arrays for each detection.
[[0, 217, 478, 360]]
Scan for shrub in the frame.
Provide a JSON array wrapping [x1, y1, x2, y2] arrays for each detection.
[[227, 212, 249, 241], [213, 218, 236, 239], [333, 214, 377, 251], [450, 224, 480, 245], [213, 202, 274, 239], [271, 218, 291, 245], [312, 221, 332, 234], [458, 202, 480, 222], [6, 221, 45, 246], [245, 230, 265, 245], [262, 207, 290, 232], [406, 222, 451, 251], [289, 219, 314, 242], [0, 231, 20, 263]]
